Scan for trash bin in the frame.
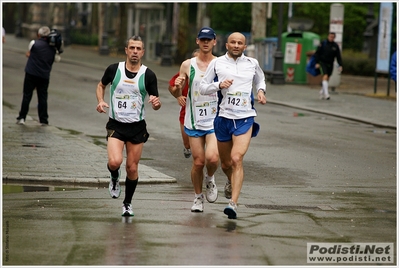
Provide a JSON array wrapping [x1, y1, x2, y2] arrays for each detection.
[[255, 37, 278, 76], [281, 31, 320, 84]]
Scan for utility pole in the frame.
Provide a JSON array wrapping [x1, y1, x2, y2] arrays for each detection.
[[362, 3, 375, 56], [161, 3, 173, 66], [99, 3, 109, 55], [271, 3, 285, 84]]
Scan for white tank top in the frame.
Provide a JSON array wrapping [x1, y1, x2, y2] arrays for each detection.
[[109, 62, 148, 123], [184, 57, 218, 130]]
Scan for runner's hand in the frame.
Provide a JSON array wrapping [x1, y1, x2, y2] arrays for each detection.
[[176, 96, 186, 107], [148, 95, 161, 110], [96, 101, 109, 113], [257, 91, 267, 105], [174, 76, 185, 90]]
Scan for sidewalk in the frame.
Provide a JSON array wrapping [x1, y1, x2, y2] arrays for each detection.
[[2, 34, 397, 185]]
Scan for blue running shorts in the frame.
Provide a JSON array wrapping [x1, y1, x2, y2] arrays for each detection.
[[184, 127, 215, 138], [213, 116, 260, 142]]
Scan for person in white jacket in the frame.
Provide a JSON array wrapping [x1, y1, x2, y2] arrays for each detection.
[[199, 32, 267, 219]]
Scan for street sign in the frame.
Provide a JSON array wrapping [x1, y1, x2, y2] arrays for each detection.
[[328, 3, 344, 89], [376, 2, 393, 73]]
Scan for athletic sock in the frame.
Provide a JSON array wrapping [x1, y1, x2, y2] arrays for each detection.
[[123, 177, 138, 204], [205, 174, 215, 183], [195, 193, 203, 199], [322, 80, 329, 96], [107, 164, 120, 180]]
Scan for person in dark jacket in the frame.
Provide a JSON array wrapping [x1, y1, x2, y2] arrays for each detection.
[[390, 51, 396, 92], [16, 26, 56, 125], [314, 32, 343, 100]]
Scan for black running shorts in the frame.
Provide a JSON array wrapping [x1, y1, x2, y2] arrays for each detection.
[[106, 118, 149, 144], [319, 62, 334, 77]]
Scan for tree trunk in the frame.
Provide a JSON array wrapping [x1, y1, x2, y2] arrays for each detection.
[[251, 3, 266, 43], [175, 3, 189, 64]]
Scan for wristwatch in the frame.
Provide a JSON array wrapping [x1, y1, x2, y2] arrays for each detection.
[[258, 89, 265, 94]]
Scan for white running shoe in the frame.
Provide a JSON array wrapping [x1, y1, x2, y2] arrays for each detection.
[[224, 200, 238, 219], [16, 118, 25, 125], [183, 148, 191, 158], [224, 180, 232, 199], [122, 203, 134, 217], [319, 89, 325, 100], [108, 169, 121, 199], [191, 195, 204, 212], [205, 177, 218, 203]]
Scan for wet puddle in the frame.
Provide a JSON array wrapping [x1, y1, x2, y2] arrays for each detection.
[[2, 184, 89, 194]]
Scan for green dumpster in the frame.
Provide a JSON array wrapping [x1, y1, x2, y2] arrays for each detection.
[[281, 31, 320, 84]]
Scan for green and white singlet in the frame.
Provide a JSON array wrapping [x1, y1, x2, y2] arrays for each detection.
[[184, 57, 218, 131], [109, 62, 148, 123]]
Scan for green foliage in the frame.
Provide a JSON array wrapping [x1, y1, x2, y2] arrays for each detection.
[[342, 56, 375, 76], [342, 49, 375, 76], [280, 3, 331, 37], [69, 29, 98, 46], [340, 3, 376, 51], [209, 3, 252, 33]]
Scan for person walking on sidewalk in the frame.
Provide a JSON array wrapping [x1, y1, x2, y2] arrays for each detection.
[[172, 27, 219, 213], [96, 35, 162, 217], [199, 32, 267, 219], [16, 26, 57, 125], [314, 32, 343, 100], [168, 49, 200, 159]]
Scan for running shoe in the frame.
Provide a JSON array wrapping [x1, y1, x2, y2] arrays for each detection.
[[319, 89, 324, 100], [224, 180, 232, 199], [183, 148, 191, 158], [224, 200, 237, 219], [319, 89, 330, 100], [122, 203, 134, 217], [205, 177, 218, 203], [16, 118, 25, 125], [191, 195, 204, 212], [108, 169, 121, 199]]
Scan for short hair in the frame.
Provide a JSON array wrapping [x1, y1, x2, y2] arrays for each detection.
[[329, 32, 336, 37], [38, 26, 50, 37], [126, 35, 144, 49]]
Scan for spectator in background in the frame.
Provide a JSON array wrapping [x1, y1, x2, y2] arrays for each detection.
[[390, 51, 396, 92], [314, 32, 343, 100], [16, 26, 56, 125]]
